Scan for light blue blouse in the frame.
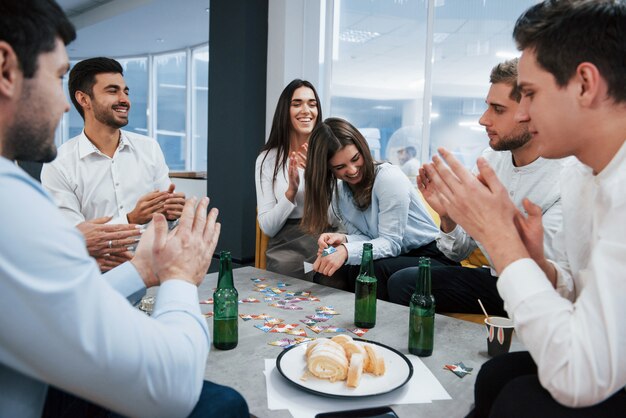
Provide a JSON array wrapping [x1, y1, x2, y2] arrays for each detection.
[[333, 163, 439, 264]]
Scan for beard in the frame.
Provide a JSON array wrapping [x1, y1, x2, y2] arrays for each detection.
[[4, 83, 58, 163], [92, 100, 129, 129], [490, 127, 532, 152]]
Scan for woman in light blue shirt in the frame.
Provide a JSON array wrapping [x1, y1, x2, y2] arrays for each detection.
[[302, 118, 456, 300]]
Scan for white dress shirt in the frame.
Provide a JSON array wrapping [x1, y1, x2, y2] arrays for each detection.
[[255, 148, 305, 237], [0, 157, 209, 418], [437, 148, 566, 278], [497, 142, 626, 407], [334, 163, 439, 265], [41, 130, 171, 225]]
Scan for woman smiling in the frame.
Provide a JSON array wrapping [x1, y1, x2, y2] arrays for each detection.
[[302, 117, 456, 300]]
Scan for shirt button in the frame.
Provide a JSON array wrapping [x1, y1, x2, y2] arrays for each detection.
[[115, 182, 119, 186], [119, 205, 123, 209]]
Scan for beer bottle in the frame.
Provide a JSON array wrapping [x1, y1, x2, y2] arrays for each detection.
[[408, 257, 435, 356], [354, 243, 377, 329], [213, 251, 238, 350]]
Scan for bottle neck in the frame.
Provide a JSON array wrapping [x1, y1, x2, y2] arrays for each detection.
[[217, 257, 234, 289], [415, 266, 431, 295], [359, 248, 375, 277]]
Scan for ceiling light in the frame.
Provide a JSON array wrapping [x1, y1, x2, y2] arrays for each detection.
[[339, 29, 380, 44]]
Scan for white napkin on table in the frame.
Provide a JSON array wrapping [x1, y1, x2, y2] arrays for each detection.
[[263, 355, 450, 418]]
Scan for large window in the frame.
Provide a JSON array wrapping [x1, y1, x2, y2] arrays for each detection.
[[325, 0, 538, 169], [155, 52, 188, 170], [56, 45, 209, 172]]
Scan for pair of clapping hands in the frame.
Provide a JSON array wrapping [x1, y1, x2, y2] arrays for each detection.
[[77, 183, 186, 272], [81, 197, 220, 288], [419, 148, 546, 278]]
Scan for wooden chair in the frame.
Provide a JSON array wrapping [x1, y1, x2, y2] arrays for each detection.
[[255, 217, 269, 270]]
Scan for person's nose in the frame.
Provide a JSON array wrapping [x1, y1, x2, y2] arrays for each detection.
[[478, 110, 490, 127], [515, 98, 530, 123]]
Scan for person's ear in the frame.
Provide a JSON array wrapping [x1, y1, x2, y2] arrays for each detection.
[[75, 90, 91, 111], [576, 62, 604, 108], [0, 41, 21, 100]]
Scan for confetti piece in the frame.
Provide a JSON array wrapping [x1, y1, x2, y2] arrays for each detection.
[[270, 323, 298, 333], [300, 319, 318, 326], [199, 298, 213, 305], [203, 312, 213, 318], [250, 278, 266, 283], [264, 317, 284, 325], [348, 328, 370, 337], [268, 338, 293, 348], [277, 282, 291, 288], [239, 314, 254, 321], [307, 325, 325, 334], [306, 313, 332, 322], [307, 297, 321, 302], [444, 362, 473, 378], [286, 328, 307, 337], [322, 326, 346, 333], [240, 297, 260, 303], [253, 313, 270, 320], [254, 324, 274, 333]]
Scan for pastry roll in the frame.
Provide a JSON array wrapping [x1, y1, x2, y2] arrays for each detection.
[[307, 341, 348, 382]]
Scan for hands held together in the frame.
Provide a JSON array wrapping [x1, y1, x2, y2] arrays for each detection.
[[127, 183, 185, 225], [313, 233, 348, 277]]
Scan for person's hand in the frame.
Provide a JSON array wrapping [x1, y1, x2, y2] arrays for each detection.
[[424, 148, 528, 273], [417, 166, 447, 217], [317, 233, 347, 255], [149, 197, 221, 286], [294, 142, 308, 169], [285, 152, 300, 203], [131, 219, 159, 287], [76, 216, 141, 257], [96, 252, 133, 272], [514, 198, 557, 285], [127, 190, 170, 224], [313, 245, 348, 277], [163, 183, 186, 220]]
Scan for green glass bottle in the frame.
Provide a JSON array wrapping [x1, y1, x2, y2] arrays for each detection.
[[213, 251, 238, 350], [354, 243, 377, 329], [409, 257, 435, 356]]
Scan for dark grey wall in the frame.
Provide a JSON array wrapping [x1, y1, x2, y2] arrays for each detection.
[[207, 0, 268, 263]]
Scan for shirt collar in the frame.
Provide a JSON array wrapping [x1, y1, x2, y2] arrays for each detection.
[[77, 130, 134, 159]]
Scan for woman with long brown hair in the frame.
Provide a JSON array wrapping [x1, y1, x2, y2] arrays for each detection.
[[255, 79, 322, 279], [302, 117, 455, 300]]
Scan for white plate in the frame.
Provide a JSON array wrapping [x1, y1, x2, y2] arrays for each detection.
[[276, 338, 413, 398]]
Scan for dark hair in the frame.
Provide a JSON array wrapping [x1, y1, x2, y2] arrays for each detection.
[[514, 0, 626, 103], [490, 58, 521, 102], [302, 118, 376, 235], [259, 79, 322, 191], [69, 57, 124, 119], [0, 0, 75, 78], [405, 146, 417, 158]]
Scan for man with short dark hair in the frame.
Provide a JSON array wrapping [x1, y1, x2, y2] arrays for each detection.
[[41, 56, 185, 270], [422, 1, 626, 416], [0, 1, 248, 417], [388, 58, 566, 316]]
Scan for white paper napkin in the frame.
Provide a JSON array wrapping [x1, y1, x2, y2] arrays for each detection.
[[264, 355, 450, 418]]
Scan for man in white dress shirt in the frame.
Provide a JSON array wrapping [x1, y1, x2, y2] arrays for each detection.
[[422, 1, 626, 416], [41, 57, 185, 270], [0, 1, 248, 417]]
